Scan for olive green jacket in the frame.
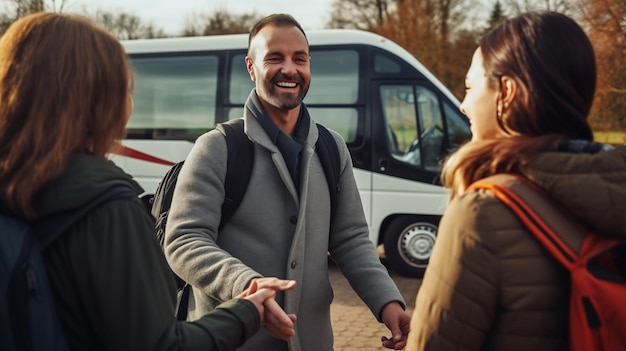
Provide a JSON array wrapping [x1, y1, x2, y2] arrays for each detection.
[[30, 153, 260, 351]]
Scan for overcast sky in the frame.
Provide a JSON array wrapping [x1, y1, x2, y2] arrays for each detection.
[[64, 0, 335, 35]]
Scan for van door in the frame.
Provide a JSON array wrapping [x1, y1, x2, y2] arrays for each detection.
[[371, 80, 470, 276]]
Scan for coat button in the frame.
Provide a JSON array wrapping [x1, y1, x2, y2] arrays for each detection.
[[290, 216, 297, 224], [290, 260, 297, 269]]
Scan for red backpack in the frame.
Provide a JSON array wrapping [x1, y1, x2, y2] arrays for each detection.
[[469, 174, 626, 351]]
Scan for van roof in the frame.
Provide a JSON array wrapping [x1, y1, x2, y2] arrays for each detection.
[[121, 29, 460, 105], [123, 29, 399, 53]]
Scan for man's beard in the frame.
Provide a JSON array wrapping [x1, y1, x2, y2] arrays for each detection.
[[266, 80, 310, 110]]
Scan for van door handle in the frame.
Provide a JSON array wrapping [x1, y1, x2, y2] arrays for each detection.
[[379, 159, 388, 172]]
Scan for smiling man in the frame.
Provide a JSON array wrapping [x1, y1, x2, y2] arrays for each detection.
[[164, 13, 410, 351]]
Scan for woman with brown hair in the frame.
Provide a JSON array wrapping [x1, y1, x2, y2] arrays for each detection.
[[0, 12, 292, 351], [406, 11, 626, 351]]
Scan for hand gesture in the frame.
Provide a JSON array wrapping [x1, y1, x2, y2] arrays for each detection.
[[242, 283, 275, 323], [380, 302, 411, 350], [240, 277, 298, 341]]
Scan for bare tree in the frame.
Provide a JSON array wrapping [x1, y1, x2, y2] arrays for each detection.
[[326, 0, 396, 29], [49, 0, 65, 12], [0, 0, 67, 32], [575, 0, 626, 132], [502, 0, 576, 15], [0, 1, 165, 39], [182, 9, 260, 36], [374, 0, 477, 98], [93, 10, 166, 40]]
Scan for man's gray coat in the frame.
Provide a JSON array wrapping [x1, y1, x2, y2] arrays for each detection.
[[165, 99, 405, 351]]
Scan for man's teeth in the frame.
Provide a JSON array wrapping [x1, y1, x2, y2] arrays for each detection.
[[277, 82, 296, 88]]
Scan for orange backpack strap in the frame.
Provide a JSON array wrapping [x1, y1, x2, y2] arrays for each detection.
[[470, 174, 626, 351], [468, 174, 587, 269]]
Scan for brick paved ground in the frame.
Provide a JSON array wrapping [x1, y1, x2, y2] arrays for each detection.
[[329, 259, 422, 351]]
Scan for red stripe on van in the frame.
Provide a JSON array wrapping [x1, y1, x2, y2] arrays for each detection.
[[114, 145, 176, 166]]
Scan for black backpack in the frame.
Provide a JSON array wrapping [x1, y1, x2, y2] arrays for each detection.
[[150, 118, 341, 320], [1, 185, 136, 351]]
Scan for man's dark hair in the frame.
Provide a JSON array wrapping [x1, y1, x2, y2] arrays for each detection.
[[247, 14, 308, 57]]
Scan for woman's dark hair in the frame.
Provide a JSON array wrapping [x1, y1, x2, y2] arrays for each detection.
[[480, 11, 595, 139], [441, 11, 597, 196]]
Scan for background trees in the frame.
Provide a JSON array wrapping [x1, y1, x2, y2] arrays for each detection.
[[327, 0, 394, 30], [94, 10, 166, 40], [1, 0, 52, 30], [0, 0, 624, 138], [576, 0, 626, 134], [0, 0, 166, 39], [327, 0, 626, 139], [371, 0, 478, 99], [181, 10, 260, 36]]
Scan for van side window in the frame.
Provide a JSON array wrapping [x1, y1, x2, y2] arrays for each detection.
[[381, 85, 418, 160], [381, 85, 446, 171], [128, 55, 218, 141], [307, 50, 360, 142], [415, 87, 445, 171], [308, 108, 359, 142], [374, 54, 402, 73], [307, 50, 359, 104], [444, 101, 472, 151], [229, 54, 254, 105]]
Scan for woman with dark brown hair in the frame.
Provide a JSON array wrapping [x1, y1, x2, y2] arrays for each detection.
[[406, 11, 626, 351], [0, 12, 290, 351]]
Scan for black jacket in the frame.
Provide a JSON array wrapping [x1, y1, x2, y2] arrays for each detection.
[[31, 153, 260, 351]]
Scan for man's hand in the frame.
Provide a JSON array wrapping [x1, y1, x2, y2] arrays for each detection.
[[240, 277, 298, 341], [380, 301, 411, 350], [239, 277, 297, 297]]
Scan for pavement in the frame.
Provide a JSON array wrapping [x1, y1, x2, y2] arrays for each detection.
[[329, 258, 422, 351]]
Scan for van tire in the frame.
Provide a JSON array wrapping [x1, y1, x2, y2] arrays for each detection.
[[383, 217, 438, 278]]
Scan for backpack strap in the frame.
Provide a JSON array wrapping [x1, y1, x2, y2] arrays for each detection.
[[315, 123, 341, 220], [468, 174, 586, 268], [33, 185, 138, 248], [468, 174, 626, 333], [215, 118, 254, 231]]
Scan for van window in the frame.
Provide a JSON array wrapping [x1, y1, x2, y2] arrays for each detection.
[[444, 101, 472, 151], [308, 107, 359, 142], [375, 54, 402, 73], [415, 87, 445, 170], [381, 85, 418, 159], [128, 54, 218, 140], [307, 50, 359, 104], [229, 54, 254, 104], [381, 84, 446, 171]]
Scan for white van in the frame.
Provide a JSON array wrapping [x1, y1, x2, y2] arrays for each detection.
[[115, 29, 471, 277]]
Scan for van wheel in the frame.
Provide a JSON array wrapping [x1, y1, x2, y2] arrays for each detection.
[[383, 217, 438, 278]]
